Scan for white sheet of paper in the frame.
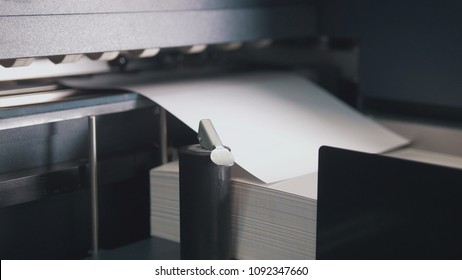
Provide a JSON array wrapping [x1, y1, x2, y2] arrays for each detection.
[[62, 71, 409, 183], [231, 163, 318, 199]]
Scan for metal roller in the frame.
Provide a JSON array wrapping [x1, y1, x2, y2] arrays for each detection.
[[129, 48, 160, 58], [0, 58, 34, 68], [48, 54, 83, 64], [179, 45, 207, 54], [214, 42, 242, 51], [86, 51, 120, 61]]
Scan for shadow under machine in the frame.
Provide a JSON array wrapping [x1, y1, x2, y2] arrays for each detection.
[[1, 1, 462, 259]]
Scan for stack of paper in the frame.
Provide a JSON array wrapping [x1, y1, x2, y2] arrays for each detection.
[[150, 161, 318, 259], [231, 166, 318, 259], [149, 161, 182, 243]]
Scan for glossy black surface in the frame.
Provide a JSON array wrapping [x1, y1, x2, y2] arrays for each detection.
[[317, 146, 462, 260]]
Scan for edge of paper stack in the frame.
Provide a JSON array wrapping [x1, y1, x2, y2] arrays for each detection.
[[150, 161, 317, 259]]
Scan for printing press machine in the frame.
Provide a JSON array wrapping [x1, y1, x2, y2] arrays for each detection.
[[1, 1, 461, 259]]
